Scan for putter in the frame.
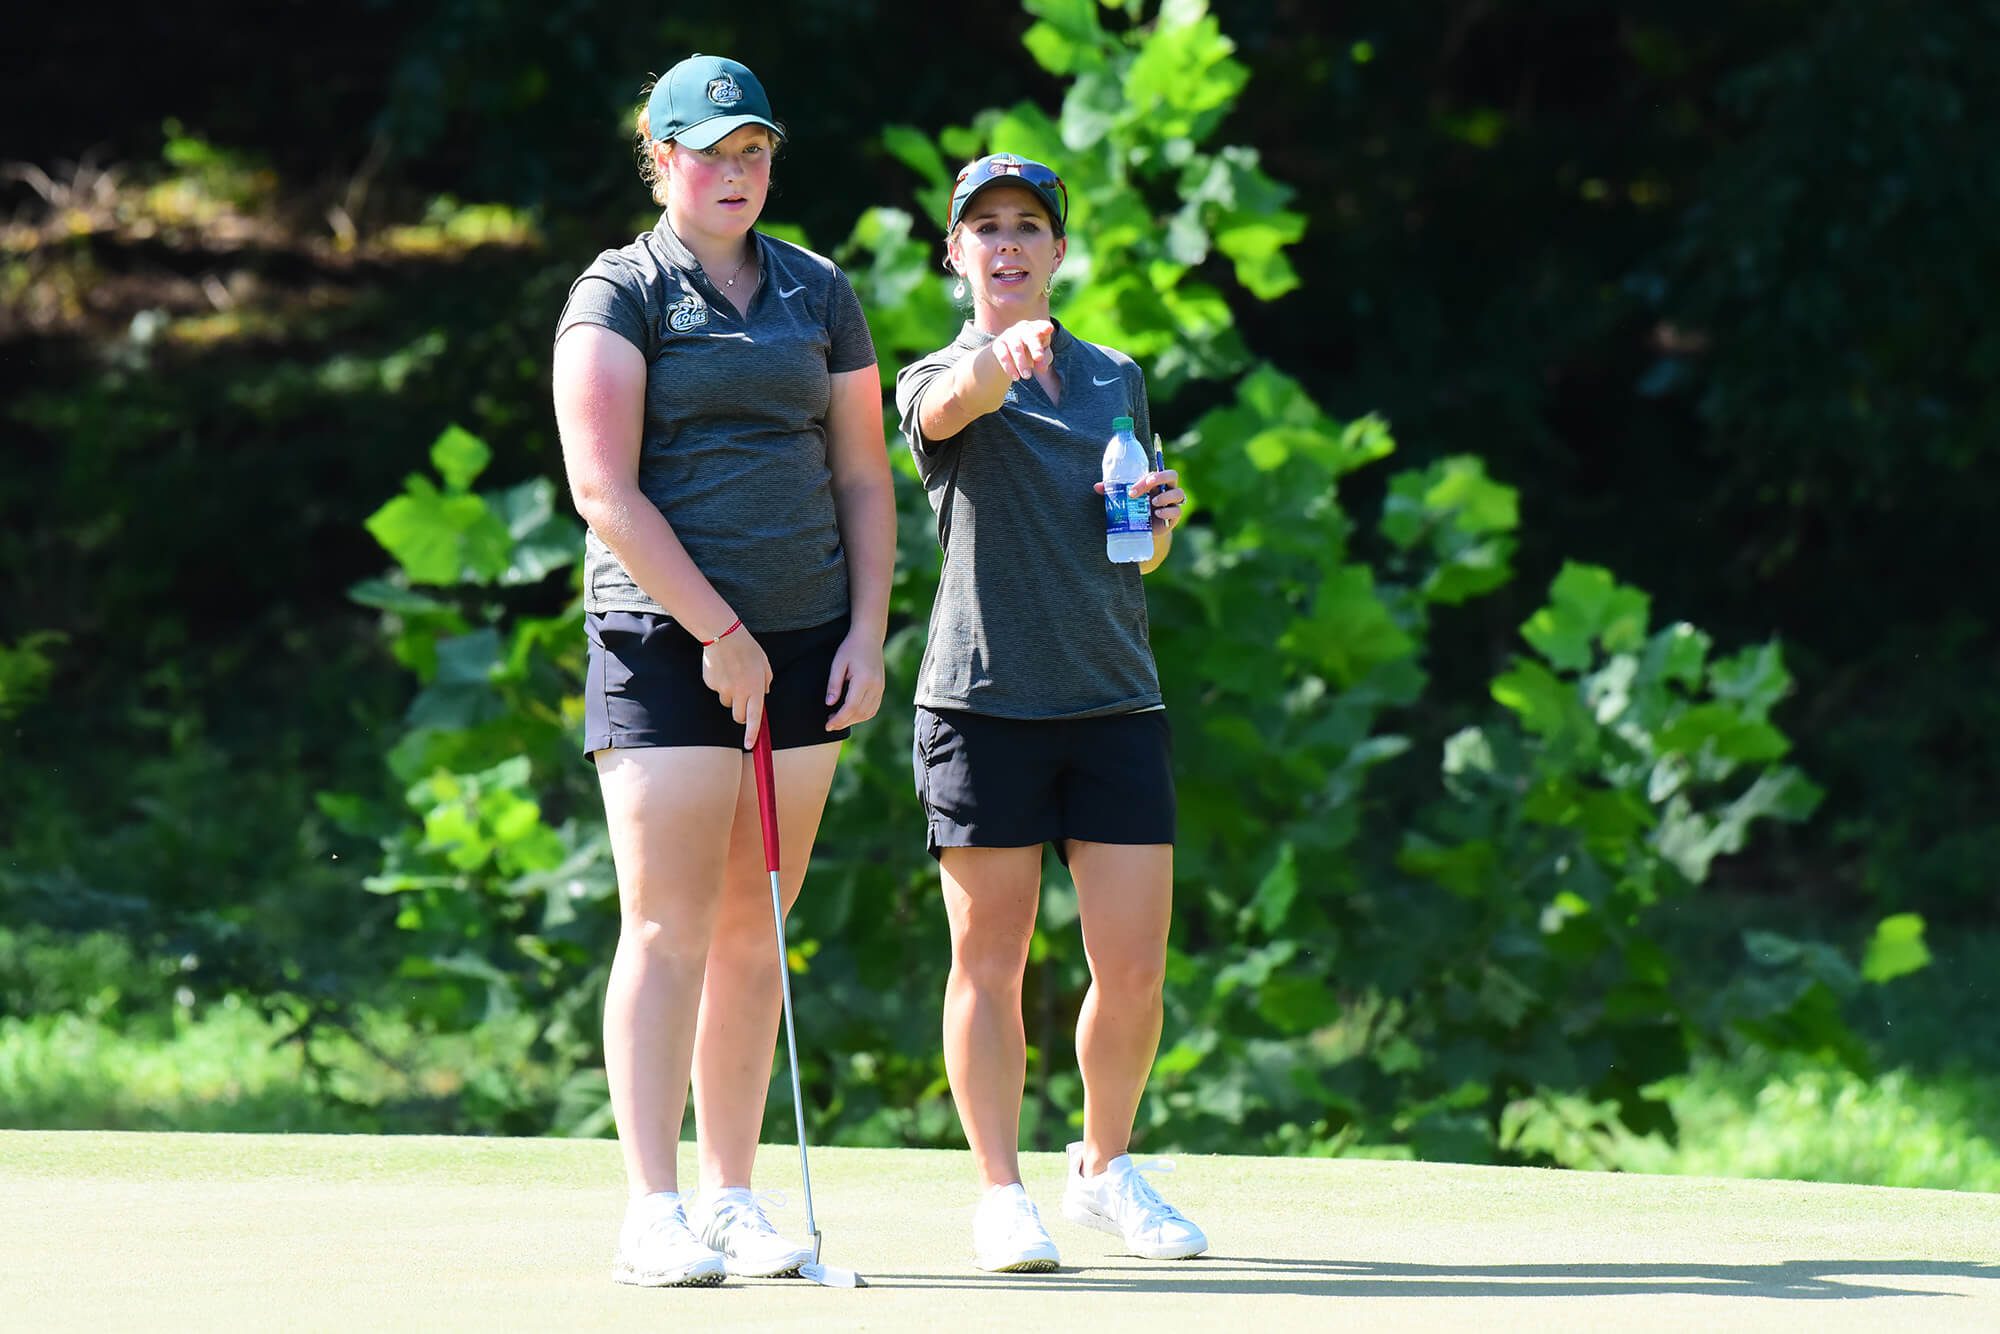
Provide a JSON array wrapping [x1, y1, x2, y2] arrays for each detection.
[[751, 722, 865, 1288]]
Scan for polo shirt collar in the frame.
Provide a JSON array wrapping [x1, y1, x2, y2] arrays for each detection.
[[646, 212, 766, 293]]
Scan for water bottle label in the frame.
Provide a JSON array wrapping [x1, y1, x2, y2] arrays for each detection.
[[1103, 483, 1150, 535], [1124, 492, 1152, 533], [1103, 482, 1129, 531]]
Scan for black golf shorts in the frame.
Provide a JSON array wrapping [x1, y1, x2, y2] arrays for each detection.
[[583, 610, 853, 756], [912, 706, 1176, 860]]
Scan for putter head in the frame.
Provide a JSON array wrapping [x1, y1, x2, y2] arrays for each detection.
[[799, 1261, 864, 1288]]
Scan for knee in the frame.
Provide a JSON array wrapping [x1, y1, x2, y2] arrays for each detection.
[[705, 913, 782, 975], [1089, 950, 1166, 1003], [950, 927, 1032, 995], [618, 912, 711, 966]]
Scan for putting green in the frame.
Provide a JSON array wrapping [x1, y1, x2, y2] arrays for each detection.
[[5, 1131, 1998, 1331]]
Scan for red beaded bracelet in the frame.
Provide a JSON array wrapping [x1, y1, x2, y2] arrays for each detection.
[[699, 617, 743, 646]]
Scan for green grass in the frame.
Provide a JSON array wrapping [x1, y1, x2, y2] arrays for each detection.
[[0, 999, 549, 1134], [4, 1132, 1999, 1332], [1624, 1057, 2000, 1192]]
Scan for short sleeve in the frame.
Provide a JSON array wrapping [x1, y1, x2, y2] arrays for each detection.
[[1130, 364, 1153, 453], [826, 268, 877, 374], [556, 266, 648, 355], [894, 350, 962, 473]]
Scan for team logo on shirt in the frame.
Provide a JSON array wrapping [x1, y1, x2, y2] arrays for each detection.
[[706, 75, 744, 108], [667, 293, 710, 333]]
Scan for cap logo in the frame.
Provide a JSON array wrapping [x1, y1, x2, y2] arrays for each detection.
[[667, 293, 710, 333], [989, 156, 1026, 175], [706, 74, 744, 108]]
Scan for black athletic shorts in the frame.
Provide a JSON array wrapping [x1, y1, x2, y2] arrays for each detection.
[[583, 610, 853, 756], [912, 706, 1176, 860]]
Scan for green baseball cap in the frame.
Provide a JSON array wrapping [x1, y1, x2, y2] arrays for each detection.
[[646, 54, 782, 150]]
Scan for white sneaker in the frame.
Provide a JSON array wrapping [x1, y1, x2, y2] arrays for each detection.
[[612, 1191, 727, 1287], [972, 1181, 1061, 1273], [691, 1187, 814, 1278], [1061, 1142, 1209, 1260]]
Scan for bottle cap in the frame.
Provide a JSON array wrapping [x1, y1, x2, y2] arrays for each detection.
[[1112, 415, 1134, 431]]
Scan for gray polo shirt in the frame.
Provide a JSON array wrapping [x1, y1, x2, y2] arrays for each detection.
[[895, 321, 1162, 720], [556, 218, 877, 630]]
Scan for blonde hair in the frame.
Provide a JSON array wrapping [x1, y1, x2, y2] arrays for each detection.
[[634, 92, 669, 207]]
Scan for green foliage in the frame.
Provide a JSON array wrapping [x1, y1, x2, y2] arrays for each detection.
[[1861, 913, 1932, 985], [0, 926, 175, 1021], [875, 0, 1305, 396], [1621, 1055, 2000, 1194], [331, 424, 608, 1125], [0, 631, 65, 725], [0, 996, 547, 1134]]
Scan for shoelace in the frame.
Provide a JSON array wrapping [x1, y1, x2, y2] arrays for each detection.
[[1113, 1159, 1189, 1229], [979, 1187, 1047, 1235], [711, 1189, 789, 1238]]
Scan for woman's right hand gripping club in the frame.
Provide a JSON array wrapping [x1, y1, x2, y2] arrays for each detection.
[[701, 622, 774, 749]]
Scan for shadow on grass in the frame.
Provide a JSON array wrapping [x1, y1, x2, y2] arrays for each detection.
[[877, 1256, 2000, 1300]]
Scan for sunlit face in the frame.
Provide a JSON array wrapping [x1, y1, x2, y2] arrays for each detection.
[[658, 125, 774, 239], [948, 183, 1066, 328]]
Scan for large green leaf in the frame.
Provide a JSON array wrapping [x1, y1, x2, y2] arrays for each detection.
[[364, 477, 513, 586], [1522, 564, 1651, 670], [1861, 913, 1932, 984], [1245, 842, 1300, 933], [1491, 658, 1595, 750], [430, 424, 490, 495], [1281, 566, 1416, 687]]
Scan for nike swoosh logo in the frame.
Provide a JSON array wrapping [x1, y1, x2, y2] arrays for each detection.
[[776, 283, 805, 299], [1093, 374, 1119, 386]]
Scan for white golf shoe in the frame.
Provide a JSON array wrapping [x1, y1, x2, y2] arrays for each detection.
[[691, 1188, 814, 1278], [1061, 1142, 1209, 1260], [972, 1181, 1062, 1273], [612, 1191, 727, 1287]]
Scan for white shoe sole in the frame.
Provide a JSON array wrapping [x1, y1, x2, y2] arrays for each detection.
[[1061, 1197, 1208, 1260], [723, 1250, 812, 1279], [612, 1257, 727, 1287]]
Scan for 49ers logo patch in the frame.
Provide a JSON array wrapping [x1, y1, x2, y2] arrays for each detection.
[[667, 293, 709, 333]]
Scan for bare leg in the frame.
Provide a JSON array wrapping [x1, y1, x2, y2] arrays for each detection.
[[1065, 840, 1173, 1176], [938, 845, 1044, 1191], [691, 741, 843, 1193], [596, 746, 744, 1198]]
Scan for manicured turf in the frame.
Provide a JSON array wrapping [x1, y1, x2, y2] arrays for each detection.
[[6, 1131, 1998, 1331]]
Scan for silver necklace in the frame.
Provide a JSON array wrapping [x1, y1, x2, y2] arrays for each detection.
[[721, 245, 753, 288]]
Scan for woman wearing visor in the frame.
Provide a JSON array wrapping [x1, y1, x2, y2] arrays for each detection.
[[552, 54, 892, 1286], [894, 154, 1204, 1273]]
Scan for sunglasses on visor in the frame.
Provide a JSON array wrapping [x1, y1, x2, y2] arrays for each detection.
[[951, 158, 1069, 231]]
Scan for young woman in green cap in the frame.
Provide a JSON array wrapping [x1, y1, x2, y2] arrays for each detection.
[[894, 153, 1204, 1273], [551, 54, 892, 1287]]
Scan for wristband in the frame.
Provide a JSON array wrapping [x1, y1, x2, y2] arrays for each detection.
[[700, 617, 742, 646]]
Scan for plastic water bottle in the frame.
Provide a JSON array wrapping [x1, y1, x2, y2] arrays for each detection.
[[1102, 415, 1155, 564]]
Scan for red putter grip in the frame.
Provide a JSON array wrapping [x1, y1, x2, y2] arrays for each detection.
[[752, 724, 781, 875]]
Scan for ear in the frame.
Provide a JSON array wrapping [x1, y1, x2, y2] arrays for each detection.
[[944, 230, 964, 277], [654, 140, 674, 175], [1054, 236, 1068, 268]]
